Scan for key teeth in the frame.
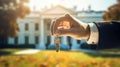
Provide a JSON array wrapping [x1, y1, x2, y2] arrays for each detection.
[[55, 36, 60, 52], [56, 50, 59, 52]]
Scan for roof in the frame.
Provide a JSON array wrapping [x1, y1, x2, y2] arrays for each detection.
[[40, 5, 76, 15]]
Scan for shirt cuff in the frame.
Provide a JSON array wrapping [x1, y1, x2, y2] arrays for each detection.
[[87, 23, 99, 45]]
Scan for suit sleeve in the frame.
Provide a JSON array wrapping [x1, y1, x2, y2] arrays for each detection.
[[95, 21, 120, 49]]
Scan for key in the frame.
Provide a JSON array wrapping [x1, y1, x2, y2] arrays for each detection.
[[54, 36, 60, 52]]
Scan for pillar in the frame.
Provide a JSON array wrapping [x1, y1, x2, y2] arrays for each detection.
[[18, 33, 25, 44], [50, 36, 55, 45], [71, 38, 79, 50], [36, 18, 46, 49], [29, 22, 35, 44], [61, 36, 69, 49], [61, 36, 68, 45]]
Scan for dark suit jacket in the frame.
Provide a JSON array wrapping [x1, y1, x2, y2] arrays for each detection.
[[94, 21, 120, 49]]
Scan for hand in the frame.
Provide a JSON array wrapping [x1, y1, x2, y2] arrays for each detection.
[[51, 14, 90, 40]]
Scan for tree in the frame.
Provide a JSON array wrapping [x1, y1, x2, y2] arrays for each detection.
[[0, 0, 30, 46], [103, 0, 120, 21]]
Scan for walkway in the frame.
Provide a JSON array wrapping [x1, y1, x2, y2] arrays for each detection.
[[14, 49, 40, 55]]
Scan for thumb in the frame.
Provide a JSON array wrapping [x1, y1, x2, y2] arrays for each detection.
[[63, 14, 83, 27], [50, 20, 56, 35]]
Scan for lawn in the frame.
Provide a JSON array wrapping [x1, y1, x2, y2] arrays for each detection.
[[0, 49, 120, 67]]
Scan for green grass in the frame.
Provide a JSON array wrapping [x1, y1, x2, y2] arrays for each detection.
[[0, 49, 120, 67], [0, 48, 31, 56], [0, 48, 28, 52]]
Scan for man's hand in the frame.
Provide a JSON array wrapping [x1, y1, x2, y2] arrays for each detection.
[[51, 14, 90, 40]]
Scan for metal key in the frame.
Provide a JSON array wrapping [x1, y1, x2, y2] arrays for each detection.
[[54, 36, 60, 52]]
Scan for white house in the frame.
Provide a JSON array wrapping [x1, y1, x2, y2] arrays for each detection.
[[7, 5, 104, 50]]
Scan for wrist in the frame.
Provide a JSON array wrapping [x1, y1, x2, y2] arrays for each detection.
[[85, 24, 90, 40], [83, 23, 90, 40]]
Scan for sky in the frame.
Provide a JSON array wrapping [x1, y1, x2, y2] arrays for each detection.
[[28, 0, 117, 11]]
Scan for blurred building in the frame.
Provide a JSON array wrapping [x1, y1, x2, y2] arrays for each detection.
[[7, 5, 104, 49], [76, 5, 104, 22]]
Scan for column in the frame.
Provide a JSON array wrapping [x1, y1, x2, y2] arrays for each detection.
[[61, 36, 68, 45], [50, 18, 55, 45], [61, 36, 69, 49], [71, 38, 79, 50], [29, 23, 35, 44], [48, 36, 55, 49], [36, 18, 46, 49], [50, 36, 55, 45], [18, 33, 25, 44], [29, 35, 35, 44]]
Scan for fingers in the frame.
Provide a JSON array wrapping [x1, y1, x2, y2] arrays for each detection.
[[57, 14, 80, 28], [56, 14, 71, 23], [57, 21, 71, 29], [64, 14, 84, 27], [55, 29, 72, 36]]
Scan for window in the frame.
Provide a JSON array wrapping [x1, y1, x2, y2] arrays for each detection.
[[35, 36, 39, 44], [77, 40, 81, 44], [67, 36, 71, 44], [46, 36, 50, 44], [47, 23, 50, 30], [25, 23, 29, 31], [35, 23, 39, 31], [25, 36, 29, 44], [67, 36, 72, 48], [44, 18, 51, 31]]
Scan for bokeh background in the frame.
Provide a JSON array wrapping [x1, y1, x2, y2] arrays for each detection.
[[0, 0, 120, 67]]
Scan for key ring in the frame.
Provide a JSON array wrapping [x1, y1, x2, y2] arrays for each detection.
[[54, 36, 60, 52]]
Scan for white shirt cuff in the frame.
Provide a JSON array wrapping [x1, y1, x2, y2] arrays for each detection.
[[87, 23, 99, 45]]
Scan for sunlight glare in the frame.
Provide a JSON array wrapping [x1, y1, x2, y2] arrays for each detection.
[[28, 0, 88, 10], [28, 0, 115, 11]]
